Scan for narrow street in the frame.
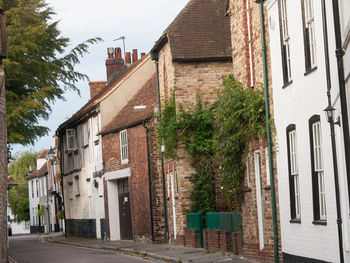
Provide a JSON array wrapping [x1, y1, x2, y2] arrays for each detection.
[[8, 235, 159, 263]]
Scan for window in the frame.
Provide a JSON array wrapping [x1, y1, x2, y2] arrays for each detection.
[[265, 148, 270, 187], [279, 0, 292, 84], [31, 181, 34, 198], [25, 221, 30, 230], [302, 0, 316, 71], [246, 156, 251, 188], [36, 180, 39, 197], [93, 116, 99, 143], [66, 129, 77, 151], [309, 116, 326, 221], [74, 175, 80, 197], [246, 0, 254, 87], [120, 130, 129, 164], [286, 125, 301, 220]]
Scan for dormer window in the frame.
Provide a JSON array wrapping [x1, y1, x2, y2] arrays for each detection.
[[120, 130, 129, 164]]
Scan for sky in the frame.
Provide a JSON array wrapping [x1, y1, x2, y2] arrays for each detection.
[[12, 0, 189, 155]]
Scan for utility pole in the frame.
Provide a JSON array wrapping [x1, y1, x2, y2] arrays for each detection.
[[0, 6, 7, 263]]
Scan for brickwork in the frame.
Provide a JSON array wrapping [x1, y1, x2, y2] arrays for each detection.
[[157, 42, 233, 242], [184, 228, 200, 248], [228, 0, 281, 262], [0, 67, 8, 262], [102, 120, 164, 241]]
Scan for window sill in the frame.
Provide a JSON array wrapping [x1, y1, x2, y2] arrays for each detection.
[[304, 66, 317, 76], [312, 220, 327, 226], [282, 80, 293, 89], [289, 218, 301, 224]]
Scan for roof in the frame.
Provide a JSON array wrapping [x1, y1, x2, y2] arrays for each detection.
[[100, 74, 157, 135], [26, 163, 47, 180], [36, 149, 49, 160], [56, 54, 150, 133], [151, 0, 232, 62]]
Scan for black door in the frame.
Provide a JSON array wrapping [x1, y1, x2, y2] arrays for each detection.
[[118, 178, 133, 240]]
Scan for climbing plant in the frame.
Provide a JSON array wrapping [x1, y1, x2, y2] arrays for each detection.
[[157, 75, 267, 212], [214, 75, 266, 211]]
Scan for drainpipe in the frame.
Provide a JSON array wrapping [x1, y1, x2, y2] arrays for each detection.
[[331, 0, 350, 211], [144, 122, 155, 242], [255, 1, 278, 262], [321, 1, 344, 262], [151, 52, 169, 242]]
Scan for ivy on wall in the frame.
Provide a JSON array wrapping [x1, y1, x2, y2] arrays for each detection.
[[157, 75, 267, 212]]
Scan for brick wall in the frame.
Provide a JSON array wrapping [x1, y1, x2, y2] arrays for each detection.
[[0, 67, 8, 262], [102, 120, 164, 241], [157, 42, 233, 241], [228, 0, 281, 261]]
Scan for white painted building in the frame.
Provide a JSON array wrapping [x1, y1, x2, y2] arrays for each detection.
[[27, 150, 49, 234], [265, 0, 349, 262], [58, 112, 105, 239], [7, 206, 30, 235]]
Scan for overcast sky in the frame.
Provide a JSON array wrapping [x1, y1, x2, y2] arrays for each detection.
[[13, 0, 189, 155]]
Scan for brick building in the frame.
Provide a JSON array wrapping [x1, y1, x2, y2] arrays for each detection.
[[100, 74, 163, 241], [150, 0, 233, 244], [226, 0, 281, 261]]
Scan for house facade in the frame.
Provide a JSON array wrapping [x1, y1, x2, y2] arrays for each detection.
[[27, 150, 49, 234], [151, 0, 233, 244], [100, 74, 163, 241], [266, 0, 349, 262], [56, 48, 153, 239], [227, 0, 281, 261]]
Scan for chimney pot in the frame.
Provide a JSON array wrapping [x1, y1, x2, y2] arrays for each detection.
[[115, 47, 122, 59], [125, 52, 131, 65], [132, 49, 138, 63], [141, 52, 146, 58], [107, 47, 114, 59]]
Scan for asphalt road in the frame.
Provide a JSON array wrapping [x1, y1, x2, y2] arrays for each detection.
[[9, 235, 158, 263]]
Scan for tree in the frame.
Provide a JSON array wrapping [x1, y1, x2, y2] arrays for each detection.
[[1, 0, 102, 145], [8, 151, 38, 222]]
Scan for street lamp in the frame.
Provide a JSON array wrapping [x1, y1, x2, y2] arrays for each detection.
[[47, 147, 56, 164], [324, 105, 341, 126]]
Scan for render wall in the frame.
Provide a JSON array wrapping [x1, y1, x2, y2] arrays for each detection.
[[62, 114, 105, 239], [99, 56, 155, 128], [157, 42, 233, 241], [267, 0, 349, 262]]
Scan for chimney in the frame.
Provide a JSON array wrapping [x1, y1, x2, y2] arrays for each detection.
[[89, 81, 107, 98], [132, 49, 138, 63], [141, 52, 146, 58], [125, 52, 131, 65], [106, 47, 125, 81]]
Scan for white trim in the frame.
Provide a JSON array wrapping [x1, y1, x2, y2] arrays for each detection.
[[342, 18, 350, 49], [265, 0, 278, 10], [254, 151, 265, 250], [105, 168, 131, 181]]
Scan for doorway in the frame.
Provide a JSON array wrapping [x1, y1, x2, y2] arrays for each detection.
[[117, 178, 133, 240]]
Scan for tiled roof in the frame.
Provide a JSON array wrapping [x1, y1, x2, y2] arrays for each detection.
[[26, 163, 47, 180], [100, 74, 157, 135], [56, 54, 150, 132], [36, 149, 49, 160], [151, 0, 232, 61]]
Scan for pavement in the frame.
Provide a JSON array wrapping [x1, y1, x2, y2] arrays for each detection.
[[43, 232, 260, 263]]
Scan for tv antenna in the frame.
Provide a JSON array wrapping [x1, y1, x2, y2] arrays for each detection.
[[113, 36, 126, 60]]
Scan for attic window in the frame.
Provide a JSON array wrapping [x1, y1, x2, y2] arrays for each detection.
[[133, 105, 147, 111], [66, 129, 77, 151]]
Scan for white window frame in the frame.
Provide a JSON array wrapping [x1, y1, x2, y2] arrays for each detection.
[[281, 0, 292, 81], [246, 156, 251, 188], [66, 129, 77, 151], [120, 130, 129, 164], [312, 121, 326, 220], [304, 0, 316, 68], [288, 129, 301, 219]]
